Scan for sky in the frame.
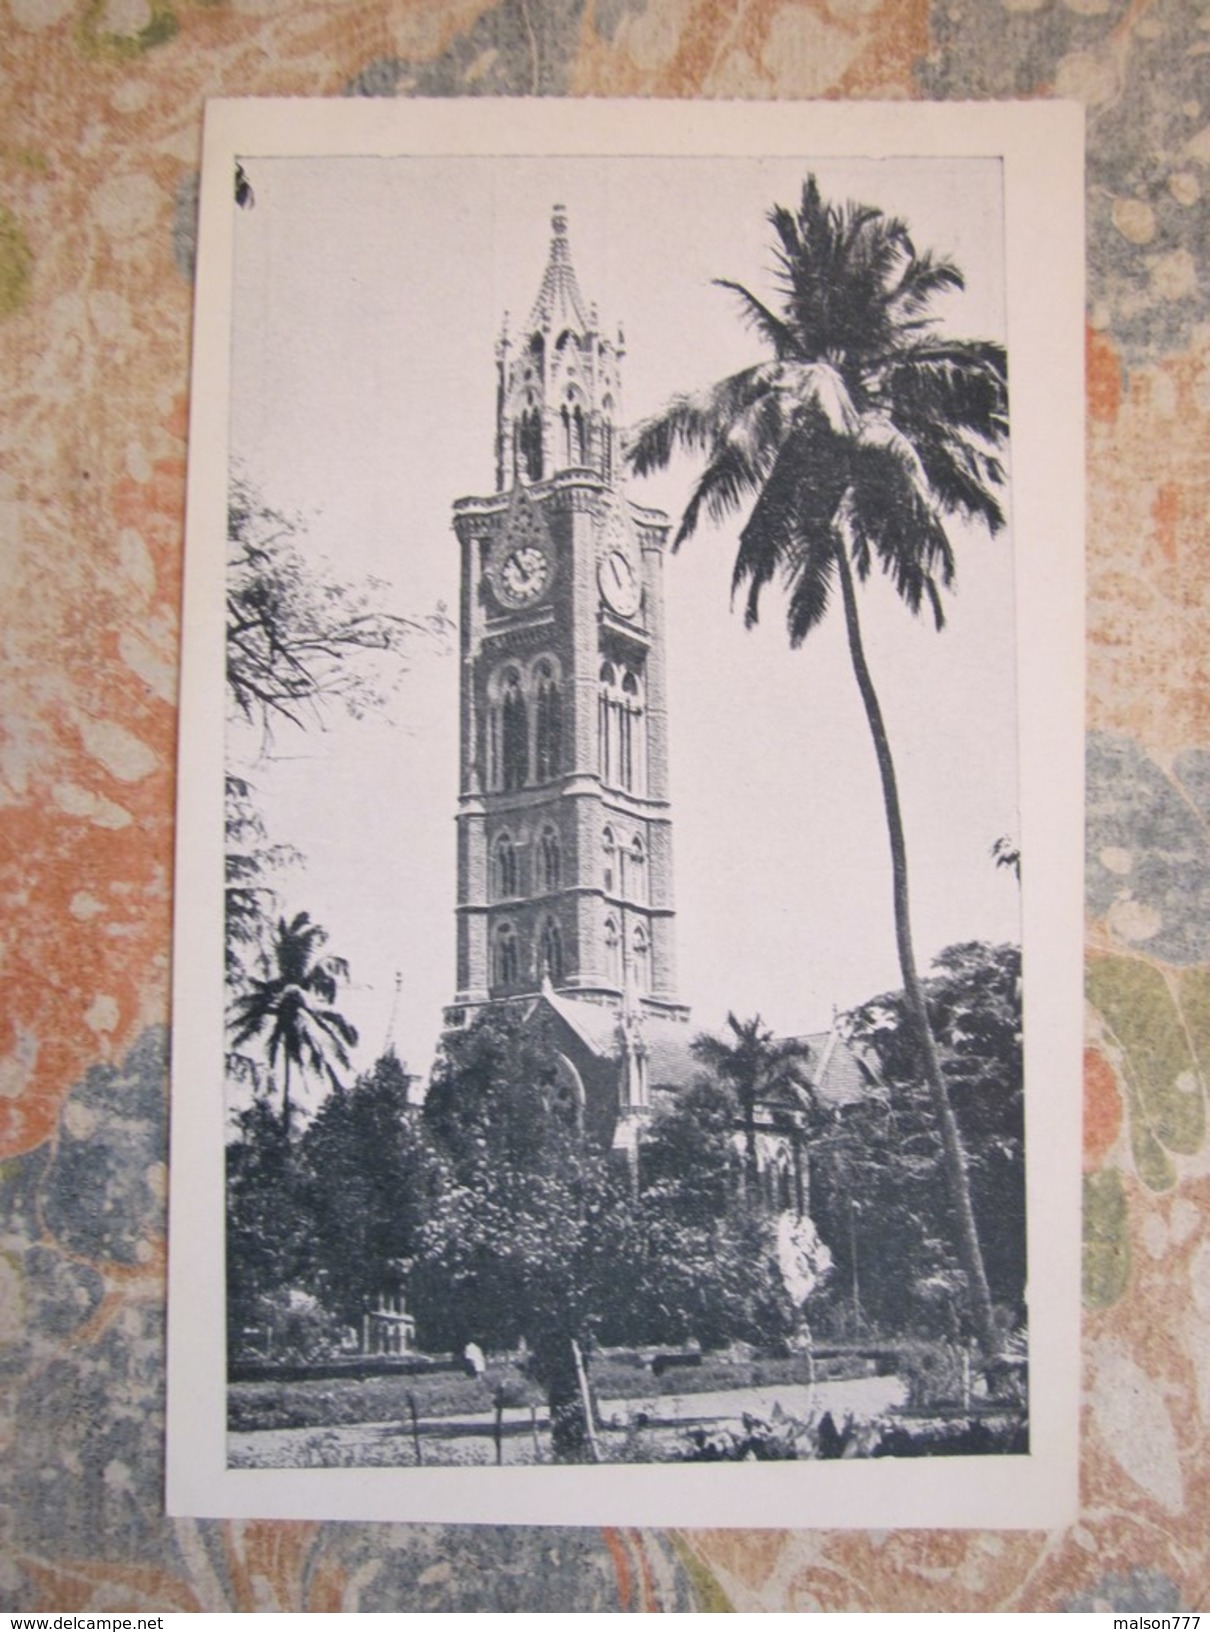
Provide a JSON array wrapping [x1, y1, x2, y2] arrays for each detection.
[[227, 152, 1020, 1092]]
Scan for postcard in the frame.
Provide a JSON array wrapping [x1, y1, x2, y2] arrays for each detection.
[[167, 97, 1084, 1526]]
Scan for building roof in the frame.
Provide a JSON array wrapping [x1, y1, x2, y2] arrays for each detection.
[[533, 986, 878, 1109], [537, 984, 620, 1056], [526, 205, 591, 336], [782, 1031, 883, 1109], [643, 1015, 699, 1090], [533, 984, 698, 1090]]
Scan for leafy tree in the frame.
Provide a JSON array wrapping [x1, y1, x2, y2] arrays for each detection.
[[225, 1093, 314, 1358], [416, 1013, 798, 1456], [224, 773, 300, 992], [415, 1008, 627, 1454], [638, 1075, 739, 1228], [223, 471, 449, 1014], [807, 1091, 962, 1340], [632, 1078, 799, 1351], [417, 1133, 636, 1457], [847, 941, 1025, 1317], [300, 1049, 438, 1327], [629, 176, 1009, 1360], [221, 480, 449, 1357], [422, 1003, 568, 1177], [227, 911, 358, 1129], [690, 1014, 819, 1201], [812, 942, 1024, 1338], [227, 470, 451, 742]]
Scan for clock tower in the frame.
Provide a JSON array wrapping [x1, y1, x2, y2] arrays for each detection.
[[445, 207, 690, 1132]]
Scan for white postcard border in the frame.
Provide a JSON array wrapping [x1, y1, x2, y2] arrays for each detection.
[[167, 96, 1084, 1528]]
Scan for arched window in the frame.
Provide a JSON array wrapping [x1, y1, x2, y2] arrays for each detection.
[[632, 923, 650, 994], [501, 669, 528, 791], [518, 397, 543, 483], [777, 1159, 794, 1215], [539, 825, 561, 893], [534, 659, 561, 781], [604, 915, 621, 988], [549, 1055, 583, 1129], [602, 825, 615, 895], [539, 916, 564, 983], [599, 664, 645, 794], [630, 835, 646, 903], [620, 670, 639, 791], [560, 397, 586, 467], [494, 833, 518, 898], [598, 663, 616, 785], [493, 922, 519, 988]]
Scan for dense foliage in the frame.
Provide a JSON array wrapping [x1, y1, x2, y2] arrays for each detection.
[[226, 942, 1024, 1449], [809, 941, 1024, 1340], [300, 1050, 438, 1327], [227, 1010, 803, 1454], [226, 1094, 316, 1353], [415, 1010, 796, 1453]]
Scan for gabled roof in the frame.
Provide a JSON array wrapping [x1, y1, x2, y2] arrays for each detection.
[[530, 987, 877, 1109], [534, 983, 620, 1057], [526, 205, 591, 336], [643, 1016, 698, 1090], [781, 1031, 883, 1109], [530, 985, 699, 1091]]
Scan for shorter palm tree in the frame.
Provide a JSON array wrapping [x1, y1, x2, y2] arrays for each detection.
[[228, 911, 358, 1129], [692, 1013, 818, 1204]]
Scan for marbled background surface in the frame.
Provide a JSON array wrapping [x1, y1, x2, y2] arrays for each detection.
[[2, 0, 1209, 1611]]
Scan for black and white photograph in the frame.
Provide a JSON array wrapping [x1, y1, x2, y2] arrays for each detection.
[[168, 99, 1083, 1528]]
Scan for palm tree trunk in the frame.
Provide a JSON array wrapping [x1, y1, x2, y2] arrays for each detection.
[[282, 1057, 291, 1135], [833, 537, 1000, 1364]]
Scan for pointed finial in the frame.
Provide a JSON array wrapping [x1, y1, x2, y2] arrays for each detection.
[[383, 968, 403, 1053], [527, 204, 590, 333]]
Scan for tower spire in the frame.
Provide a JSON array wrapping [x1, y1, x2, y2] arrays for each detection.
[[382, 969, 403, 1056], [526, 204, 590, 336], [496, 205, 624, 490]]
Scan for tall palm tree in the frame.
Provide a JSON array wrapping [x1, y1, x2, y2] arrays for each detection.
[[228, 911, 358, 1129], [692, 1013, 817, 1204], [630, 177, 1009, 1361]]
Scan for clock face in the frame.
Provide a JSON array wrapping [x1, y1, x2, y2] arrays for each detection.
[[598, 549, 640, 617], [599, 501, 642, 617], [490, 492, 554, 609], [500, 544, 550, 604]]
